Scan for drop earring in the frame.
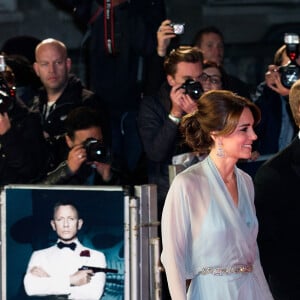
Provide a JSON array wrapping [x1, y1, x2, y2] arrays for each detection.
[[216, 140, 224, 157]]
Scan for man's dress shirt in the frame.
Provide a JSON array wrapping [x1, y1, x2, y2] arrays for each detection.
[[23, 239, 106, 300]]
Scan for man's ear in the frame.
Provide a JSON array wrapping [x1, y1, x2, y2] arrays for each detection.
[[77, 218, 83, 230], [66, 58, 72, 73], [33, 62, 40, 77], [167, 74, 176, 86], [50, 220, 56, 231], [65, 135, 73, 148]]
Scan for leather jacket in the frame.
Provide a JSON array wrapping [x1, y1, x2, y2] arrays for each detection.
[[31, 74, 103, 138], [40, 160, 122, 186], [0, 97, 48, 185]]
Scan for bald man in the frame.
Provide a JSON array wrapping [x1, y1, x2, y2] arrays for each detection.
[[31, 38, 106, 173]]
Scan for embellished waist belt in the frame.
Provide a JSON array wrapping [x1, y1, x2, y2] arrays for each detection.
[[198, 264, 253, 276]]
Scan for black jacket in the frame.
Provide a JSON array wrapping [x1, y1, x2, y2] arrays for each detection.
[[254, 137, 300, 296], [37, 131, 125, 186], [31, 74, 105, 171], [137, 82, 192, 216], [40, 160, 122, 186], [31, 74, 103, 137], [224, 73, 251, 99], [0, 98, 47, 185]]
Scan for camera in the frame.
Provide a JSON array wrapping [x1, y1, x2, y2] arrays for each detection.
[[0, 55, 5, 72], [0, 77, 14, 114], [279, 33, 300, 88], [170, 22, 185, 35], [180, 79, 203, 100], [83, 138, 110, 163], [0, 55, 15, 114]]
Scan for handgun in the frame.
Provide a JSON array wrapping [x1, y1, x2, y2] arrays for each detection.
[[79, 265, 118, 273]]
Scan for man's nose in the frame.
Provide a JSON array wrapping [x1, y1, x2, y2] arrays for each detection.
[[48, 63, 56, 73]]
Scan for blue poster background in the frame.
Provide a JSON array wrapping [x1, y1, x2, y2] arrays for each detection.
[[5, 186, 126, 300]]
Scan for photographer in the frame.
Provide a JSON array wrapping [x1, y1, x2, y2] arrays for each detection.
[[252, 41, 300, 159], [0, 72, 47, 186], [40, 106, 123, 185], [138, 46, 203, 219], [138, 45, 203, 300]]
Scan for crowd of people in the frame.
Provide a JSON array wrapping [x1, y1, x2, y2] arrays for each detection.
[[0, 16, 299, 300]]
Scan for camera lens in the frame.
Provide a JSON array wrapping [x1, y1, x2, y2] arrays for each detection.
[[180, 79, 203, 100], [83, 138, 109, 163], [279, 64, 300, 89]]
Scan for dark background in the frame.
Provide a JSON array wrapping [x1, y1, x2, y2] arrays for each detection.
[[1, 0, 300, 90]]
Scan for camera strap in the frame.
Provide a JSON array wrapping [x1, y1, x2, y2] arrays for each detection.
[[88, 3, 103, 25], [104, 0, 115, 55], [103, 0, 128, 55]]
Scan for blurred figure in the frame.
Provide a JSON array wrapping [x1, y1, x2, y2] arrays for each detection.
[[0, 73, 47, 185], [252, 45, 299, 157], [193, 27, 224, 66], [1, 36, 42, 106], [193, 26, 252, 98], [200, 60, 225, 92], [237, 44, 300, 179], [1, 35, 41, 64], [254, 78, 300, 299], [4, 54, 42, 107]]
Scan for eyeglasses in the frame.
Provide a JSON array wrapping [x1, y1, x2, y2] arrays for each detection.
[[199, 73, 222, 85]]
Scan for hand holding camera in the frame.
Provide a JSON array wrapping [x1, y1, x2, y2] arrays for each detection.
[[180, 79, 203, 100], [265, 64, 290, 96], [170, 22, 185, 35], [157, 19, 176, 57], [92, 160, 112, 182], [156, 19, 185, 57], [67, 138, 112, 181], [279, 33, 300, 89], [170, 79, 201, 117], [265, 33, 300, 95], [178, 79, 202, 114], [67, 144, 87, 173], [0, 111, 11, 135]]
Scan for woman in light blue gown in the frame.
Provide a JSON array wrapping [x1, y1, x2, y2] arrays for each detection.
[[161, 90, 273, 300]]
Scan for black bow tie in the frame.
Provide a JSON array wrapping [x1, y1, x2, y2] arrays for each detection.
[[57, 241, 77, 251]]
